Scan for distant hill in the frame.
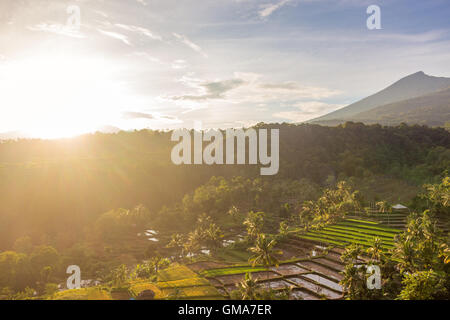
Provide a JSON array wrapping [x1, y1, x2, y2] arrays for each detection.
[[349, 87, 450, 126], [310, 71, 450, 126]]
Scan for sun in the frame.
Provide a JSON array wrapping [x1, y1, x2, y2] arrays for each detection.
[[0, 52, 131, 139]]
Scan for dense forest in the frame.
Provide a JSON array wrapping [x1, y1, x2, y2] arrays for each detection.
[[0, 122, 448, 248], [0, 122, 449, 300]]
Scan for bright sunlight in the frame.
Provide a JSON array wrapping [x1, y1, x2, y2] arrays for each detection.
[[0, 52, 134, 139]]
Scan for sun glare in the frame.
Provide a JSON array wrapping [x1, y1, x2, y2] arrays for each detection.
[[0, 53, 133, 139]]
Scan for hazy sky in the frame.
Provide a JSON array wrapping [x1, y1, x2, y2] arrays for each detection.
[[1, 0, 450, 138]]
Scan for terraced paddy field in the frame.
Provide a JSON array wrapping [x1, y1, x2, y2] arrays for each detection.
[[191, 246, 346, 300], [53, 287, 112, 300], [297, 218, 401, 251], [151, 264, 224, 300], [347, 213, 449, 233], [55, 264, 224, 300], [54, 218, 410, 300]]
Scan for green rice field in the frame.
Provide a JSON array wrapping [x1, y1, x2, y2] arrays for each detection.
[[298, 219, 401, 251]]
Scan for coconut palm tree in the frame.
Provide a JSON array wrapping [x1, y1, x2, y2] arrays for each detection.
[[340, 244, 364, 265], [376, 201, 392, 214], [167, 233, 185, 259], [392, 237, 416, 274], [243, 211, 264, 241], [150, 256, 164, 275], [367, 237, 384, 262], [227, 206, 240, 224], [248, 234, 281, 289], [111, 264, 129, 288], [340, 263, 366, 299], [204, 223, 223, 251], [340, 244, 367, 299], [248, 234, 280, 268], [236, 273, 259, 300]]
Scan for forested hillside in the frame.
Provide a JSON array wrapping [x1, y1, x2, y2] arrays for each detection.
[[0, 122, 448, 250]]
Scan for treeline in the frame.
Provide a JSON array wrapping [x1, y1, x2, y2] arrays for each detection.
[[0, 122, 448, 249]]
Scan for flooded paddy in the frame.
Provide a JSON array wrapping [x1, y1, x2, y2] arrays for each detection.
[[251, 271, 280, 281], [302, 273, 343, 292], [297, 261, 343, 281], [259, 280, 292, 290], [271, 263, 309, 276], [313, 258, 344, 270], [290, 289, 319, 300], [215, 274, 245, 286], [287, 277, 342, 299]]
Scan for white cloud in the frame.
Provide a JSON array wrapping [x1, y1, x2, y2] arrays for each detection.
[[173, 33, 208, 58], [172, 59, 188, 69], [273, 101, 344, 122], [132, 52, 161, 64], [259, 0, 291, 18], [226, 73, 341, 103], [136, 0, 148, 6], [374, 30, 448, 43], [98, 29, 131, 45], [115, 24, 162, 41], [169, 72, 341, 107], [28, 23, 85, 38]]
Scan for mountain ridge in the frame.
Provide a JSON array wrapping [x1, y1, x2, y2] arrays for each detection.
[[310, 71, 450, 125]]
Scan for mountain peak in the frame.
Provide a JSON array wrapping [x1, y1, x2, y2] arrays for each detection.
[[309, 71, 450, 124], [404, 71, 427, 79]]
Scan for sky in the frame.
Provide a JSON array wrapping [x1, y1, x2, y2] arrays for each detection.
[[0, 0, 450, 138]]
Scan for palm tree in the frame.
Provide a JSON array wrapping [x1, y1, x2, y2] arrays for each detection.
[[248, 234, 280, 268], [340, 263, 365, 299], [243, 211, 264, 241], [367, 237, 384, 262], [248, 234, 281, 289], [340, 244, 367, 299], [376, 201, 392, 224], [150, 256, 164, 275], [204, 223, 223, 251], [197, 213, 212, 228], [393, 237, 415, 274], [227, 206, 240, 224], [184, 229, 202, 259], [340, 244, 364, 265], [111, 264, 129, 288], [376, 201, 392, 213], [236, 273, 259, 300], [167, 233, 185, 259]]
